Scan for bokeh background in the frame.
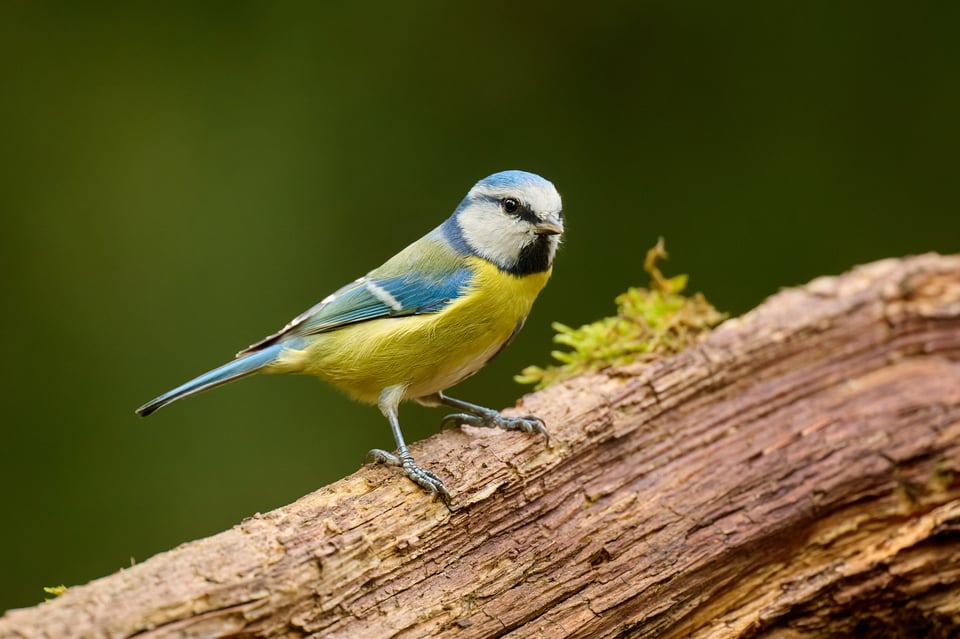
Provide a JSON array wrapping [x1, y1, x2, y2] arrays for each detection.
[[2, 2, 958, 612]]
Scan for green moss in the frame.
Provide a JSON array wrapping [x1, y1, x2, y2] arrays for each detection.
[[43, 584, 67, 599], [516, 239, 728, 390]]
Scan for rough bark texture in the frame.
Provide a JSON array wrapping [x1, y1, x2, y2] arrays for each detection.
[[3, 253, 960, 639]]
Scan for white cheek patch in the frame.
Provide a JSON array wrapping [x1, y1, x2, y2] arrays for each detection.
[[456, 202, 530, 269]]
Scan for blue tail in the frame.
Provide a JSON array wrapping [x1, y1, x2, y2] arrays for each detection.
[[136, 343, 285, 417]]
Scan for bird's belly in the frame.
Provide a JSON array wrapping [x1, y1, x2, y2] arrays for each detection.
[[286, 312, 518, 403]]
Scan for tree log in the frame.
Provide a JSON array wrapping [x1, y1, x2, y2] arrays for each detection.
[[3, 253, 960, 639]]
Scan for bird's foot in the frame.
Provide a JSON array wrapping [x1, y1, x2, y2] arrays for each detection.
[[441, 408, 550, 445], [366, 448, 451, 504]]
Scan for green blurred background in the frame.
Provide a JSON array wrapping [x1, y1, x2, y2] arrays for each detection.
[[2, 1, 957, 612]]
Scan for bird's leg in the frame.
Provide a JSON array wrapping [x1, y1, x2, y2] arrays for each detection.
[[425, 392, 550, 445], [368, 386, 450, 503]]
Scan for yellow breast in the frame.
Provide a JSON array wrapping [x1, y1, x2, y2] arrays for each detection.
[[271, 258, 551, 404]]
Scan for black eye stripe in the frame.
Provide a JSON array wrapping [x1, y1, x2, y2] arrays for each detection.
[[499, 197, 541, 225], [477, 193, 547, 226]]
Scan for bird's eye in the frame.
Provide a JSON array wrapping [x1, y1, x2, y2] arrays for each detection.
[[502, 198, 520, 214]]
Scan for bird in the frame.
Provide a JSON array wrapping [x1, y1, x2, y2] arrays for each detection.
[[136, 170, 564, 501]]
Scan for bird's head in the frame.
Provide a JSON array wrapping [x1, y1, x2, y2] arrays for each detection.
[[445, 170, 564, 275]]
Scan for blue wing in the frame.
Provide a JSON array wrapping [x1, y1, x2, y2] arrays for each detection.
[[238, 265, 473, 355], [297, 268, 473, 333]]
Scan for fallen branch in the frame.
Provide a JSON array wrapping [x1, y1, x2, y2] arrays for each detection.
[[3, 253, 959, 638]]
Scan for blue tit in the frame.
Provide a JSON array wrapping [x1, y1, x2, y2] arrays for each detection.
[[136, 170, 564, 500]]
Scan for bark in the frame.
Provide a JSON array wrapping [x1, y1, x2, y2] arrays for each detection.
[[3, 253, 960, 639]]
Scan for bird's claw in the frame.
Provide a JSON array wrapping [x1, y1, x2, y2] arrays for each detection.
[[366, 448, 451, 504], [441, 410, 550, 445]]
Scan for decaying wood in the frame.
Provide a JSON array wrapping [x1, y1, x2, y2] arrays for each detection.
[[3, 253, 960, 639]]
